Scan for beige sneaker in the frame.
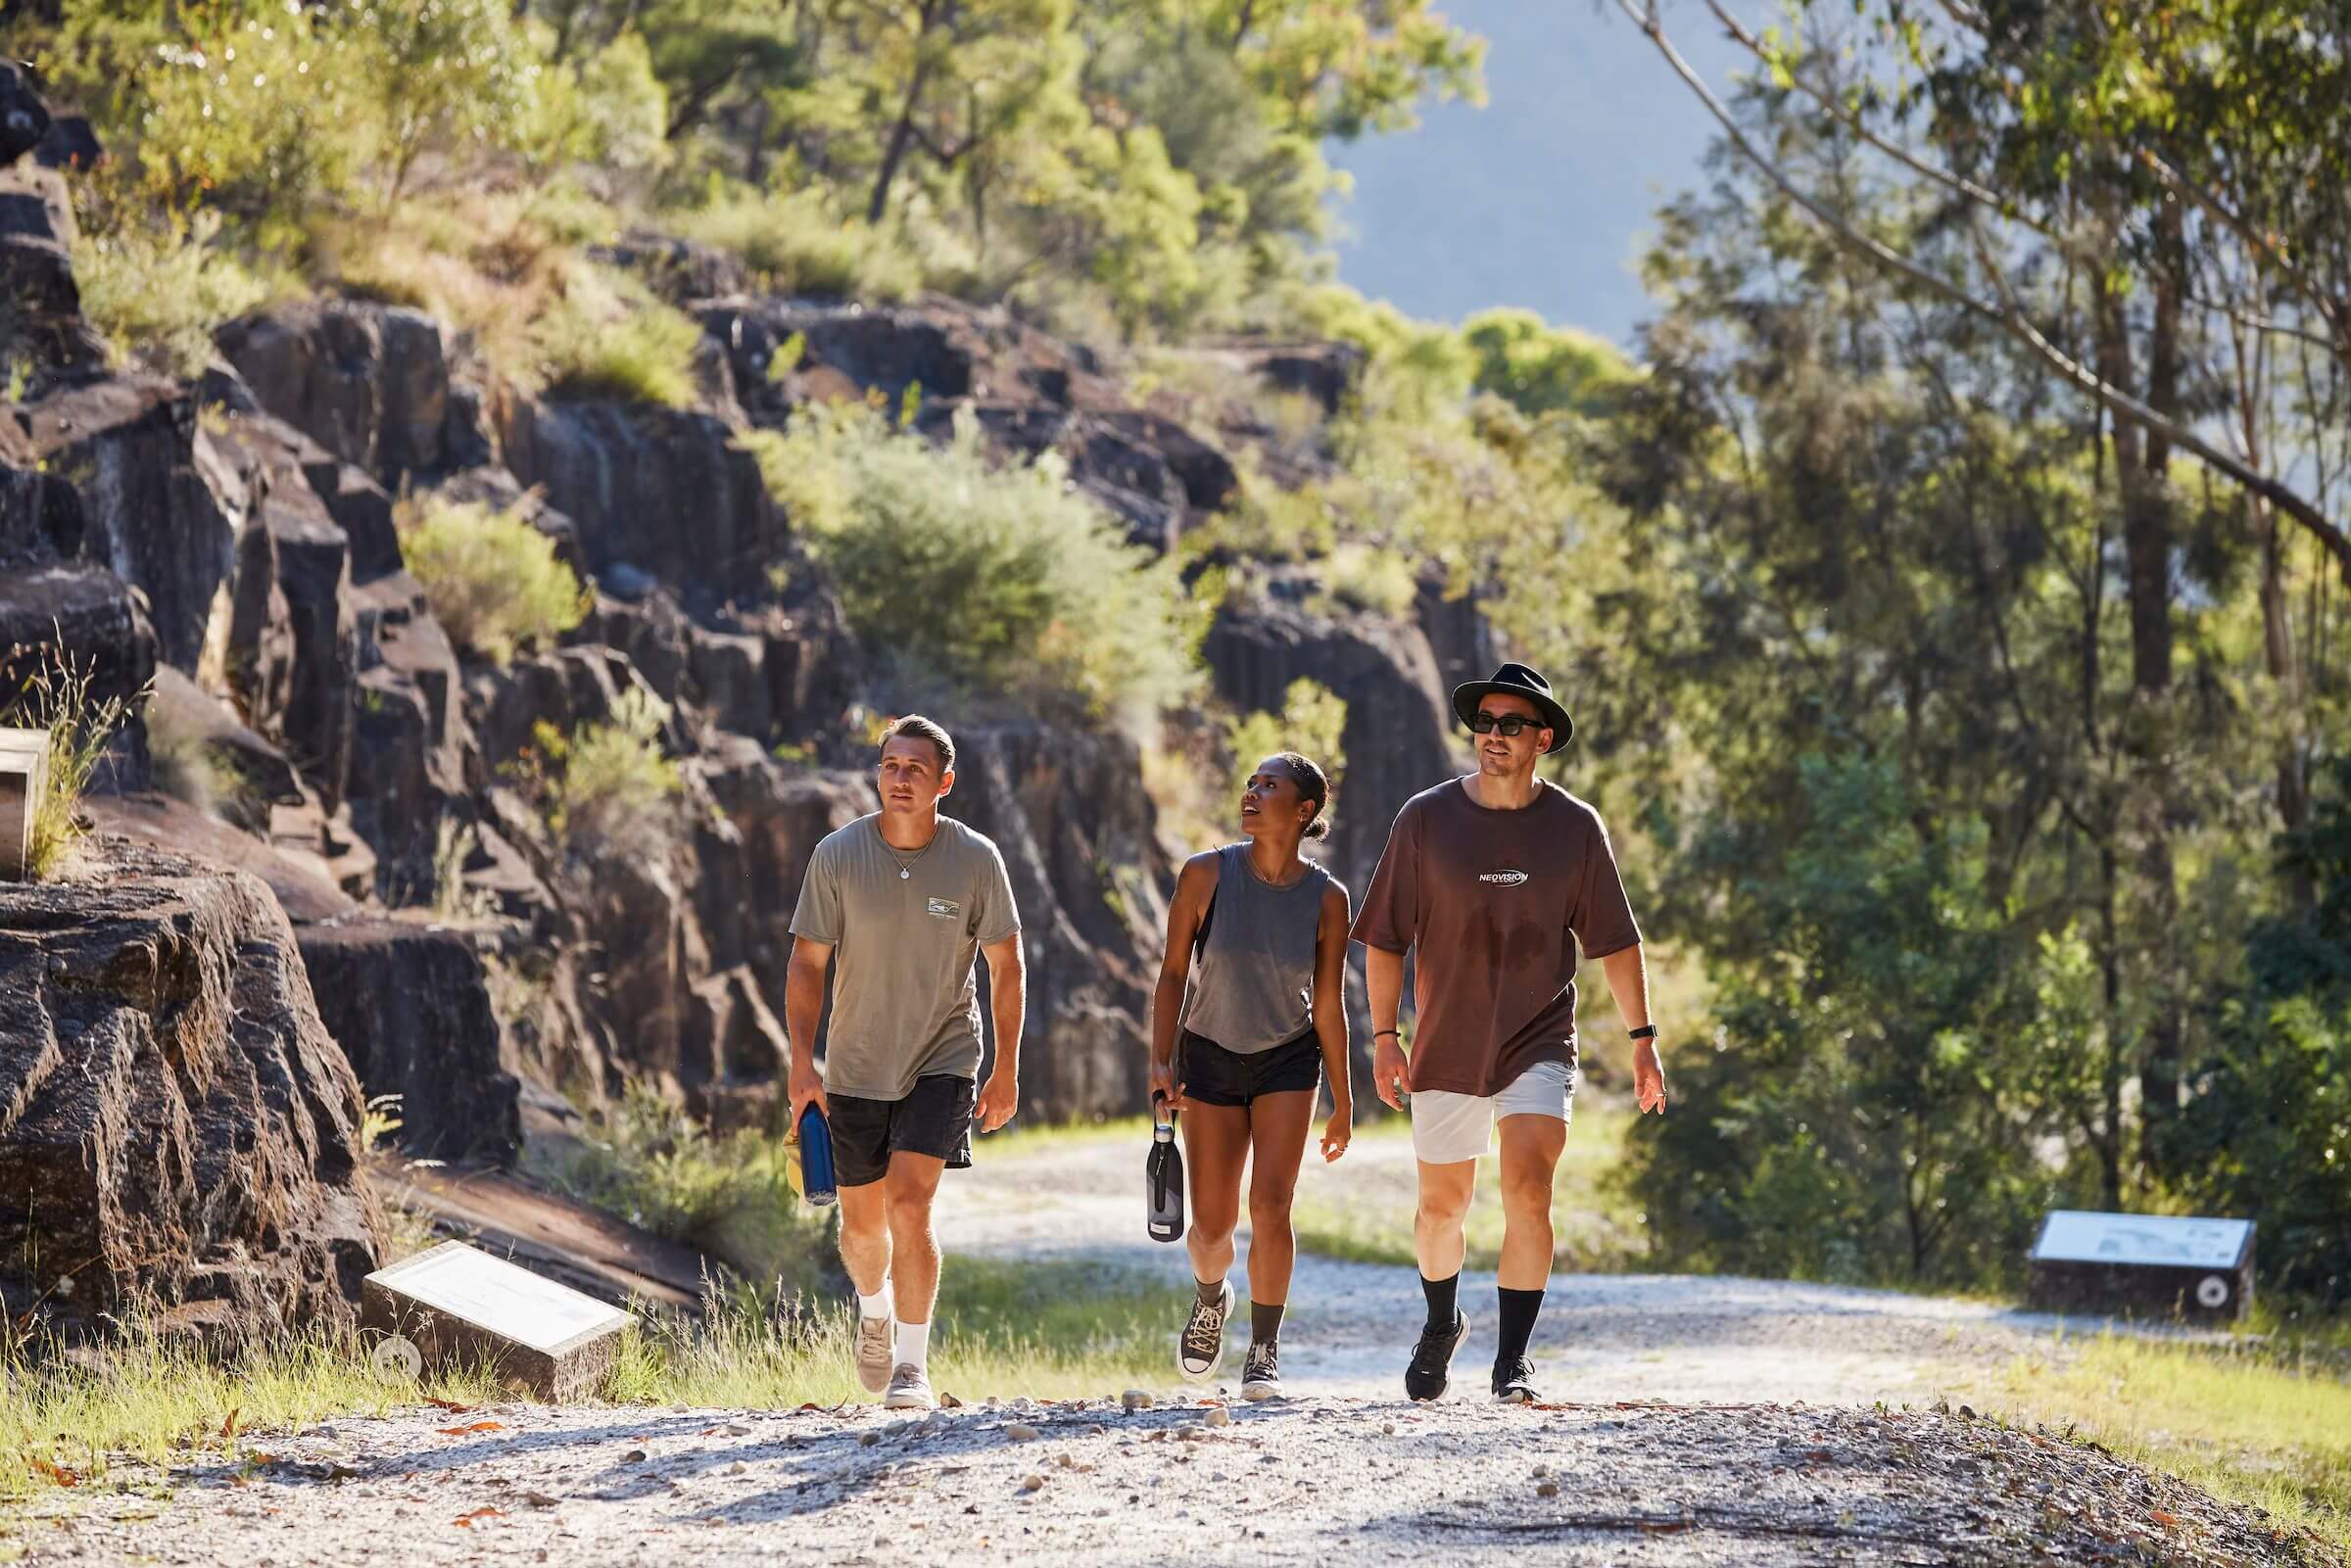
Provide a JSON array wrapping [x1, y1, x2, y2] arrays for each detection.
[[884, 1362, 935, 1411], [854, 1313, 893, 1395]]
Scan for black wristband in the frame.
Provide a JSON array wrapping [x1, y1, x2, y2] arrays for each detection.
[[1374, 1028, 1401, 1040], [1628, 1023, 1658, 1040]]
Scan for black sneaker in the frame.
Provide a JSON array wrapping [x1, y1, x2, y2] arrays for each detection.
[[1241, 1341, 1282, 1402], [1492, 1355, 1538, 1404], [1178, 1280, 1234, 1382], [1404, 1311, 1467, 1402]]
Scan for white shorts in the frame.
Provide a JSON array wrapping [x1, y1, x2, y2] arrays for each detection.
[[1409, 1059, 1575, 1164]]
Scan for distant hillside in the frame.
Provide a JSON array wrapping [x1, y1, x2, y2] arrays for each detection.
[[1327, 0, 1748, 346]]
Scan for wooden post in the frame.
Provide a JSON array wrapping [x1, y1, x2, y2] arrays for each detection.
[[0, 726, 49, 881]]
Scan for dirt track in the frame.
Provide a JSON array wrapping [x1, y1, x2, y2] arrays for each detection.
[[19, 1123, 2340, 1567]]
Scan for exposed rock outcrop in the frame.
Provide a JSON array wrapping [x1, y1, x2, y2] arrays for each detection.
[[0, 838, 383, 1342], [1204, 575, 1463, 912], [945, 724, 1172, 1119], [297, 919, 521, 1164]]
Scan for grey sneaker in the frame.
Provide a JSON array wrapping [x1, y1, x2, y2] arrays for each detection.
[[1177, 1280, 1234, 1382], [884, 1361, 935, 1410], [1240, 1341, 1282, 1402], [854, 1313, 893, 1395]]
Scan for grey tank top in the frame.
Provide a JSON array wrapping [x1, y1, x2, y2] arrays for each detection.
[[1177, 844, 1332, 1053]]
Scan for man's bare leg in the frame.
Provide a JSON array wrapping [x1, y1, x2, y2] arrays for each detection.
[[1405, 1156, 1478, 1400], [837, 1177, 896, 1395], [1491, 1113, 1567, 1399]]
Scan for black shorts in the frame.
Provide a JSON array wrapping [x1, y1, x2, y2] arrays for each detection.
[[1178, 1026, 1321, 1108], [829, 1074, 977, 1187]]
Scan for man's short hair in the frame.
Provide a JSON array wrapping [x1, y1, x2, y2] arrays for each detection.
[[880, 713, 955, 772]]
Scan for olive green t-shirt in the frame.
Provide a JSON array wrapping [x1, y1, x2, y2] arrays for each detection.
[[789, 814, 1022, 1101]]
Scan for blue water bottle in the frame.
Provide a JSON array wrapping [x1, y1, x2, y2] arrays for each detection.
[[796, 1104, 839, 1208]]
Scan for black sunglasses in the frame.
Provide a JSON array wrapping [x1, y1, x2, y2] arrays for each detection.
[[1470, 711, 1548, 737]]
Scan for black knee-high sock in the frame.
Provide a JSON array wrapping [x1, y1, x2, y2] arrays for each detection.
[[1494, 1286, 1544, 1372], [1420, 1271, 1461, 1334]]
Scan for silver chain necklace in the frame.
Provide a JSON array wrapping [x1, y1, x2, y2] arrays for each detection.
[[878, 820, 941, 880]]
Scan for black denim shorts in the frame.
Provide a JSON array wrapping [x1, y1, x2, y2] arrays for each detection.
[[1178, 1026, 1322, 1107], [828, 1074, 977, 1187]]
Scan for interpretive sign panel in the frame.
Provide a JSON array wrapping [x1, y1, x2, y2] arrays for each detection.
[[0, 727, 50, 882], [2027, 1211, 2255, 1324], [361, 1241, 631, 1400]]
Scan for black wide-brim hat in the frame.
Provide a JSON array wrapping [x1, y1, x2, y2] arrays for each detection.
[[1451, 662, 1573, 753]]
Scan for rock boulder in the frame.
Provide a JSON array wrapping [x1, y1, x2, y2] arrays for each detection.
[[0, 838, 383, 1343]]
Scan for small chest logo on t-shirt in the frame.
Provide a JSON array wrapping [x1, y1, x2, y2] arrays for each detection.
[[1478, 871, 1529, 887], [926, 897, 961, 920]]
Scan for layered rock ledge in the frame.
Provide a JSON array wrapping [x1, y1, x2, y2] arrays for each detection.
[[0, 837, 383, 1343]]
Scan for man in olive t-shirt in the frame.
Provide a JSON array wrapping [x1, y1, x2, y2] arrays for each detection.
[[787, 714, 1024, 1413], [1351, 663, 1667, 1405]]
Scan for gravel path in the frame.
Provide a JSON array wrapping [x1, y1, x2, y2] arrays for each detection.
[[21, 1119, 2336, 1567]]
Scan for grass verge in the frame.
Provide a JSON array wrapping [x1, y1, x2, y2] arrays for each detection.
[[1290, 1098, 1650, 1272], [0, 1259, 1184, 1508], [1970, 1329, 2351, 1553]]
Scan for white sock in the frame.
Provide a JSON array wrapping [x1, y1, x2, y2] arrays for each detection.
[[857, 1284, 892, 1322], [894, 1319, 930, 1370]]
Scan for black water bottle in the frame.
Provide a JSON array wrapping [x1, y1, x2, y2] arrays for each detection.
[[1147, 1092, 1184, 1243]]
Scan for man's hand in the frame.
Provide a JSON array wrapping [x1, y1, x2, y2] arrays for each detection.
[[1633, 1037, 1667, 1115], [975, 1069, 1020, 1134], [1371, 1033, 1410, 1111], [788, 1058, 830, 1130], [1319, 1099, 1353, 1163]]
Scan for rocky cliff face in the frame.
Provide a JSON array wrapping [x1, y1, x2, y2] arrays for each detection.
[[0, 838, 382, 1344], [0, 85, 1479, 1174]]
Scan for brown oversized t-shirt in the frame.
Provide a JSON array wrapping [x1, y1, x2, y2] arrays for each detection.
[[1350, 778, 1641, 1097]]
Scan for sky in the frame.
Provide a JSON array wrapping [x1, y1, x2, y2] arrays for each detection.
[[1325, 0, 1751, 351]]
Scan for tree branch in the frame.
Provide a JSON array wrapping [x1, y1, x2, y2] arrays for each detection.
[[2135, 146, 2347, 363], [1613, 0, 2351, 582]]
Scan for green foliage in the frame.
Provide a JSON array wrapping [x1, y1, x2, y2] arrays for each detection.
[[1628, 753, 2067, 1290], [398, 497, 591, 665], [521, 26, 671, 178], [668, 184, 919, 300], [522, 688, 682, 847], [1460, 309, 1637, 417], [534, 263, 703, 405], [2175, 762, 2351, 1308], [69, 205, 276, 379], [740, 405, 1200, 736], [1223, 677, 1345, 810], [523, 1086, 825, 1288]]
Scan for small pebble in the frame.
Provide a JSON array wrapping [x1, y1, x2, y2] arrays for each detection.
[[1203, 1407, 1232, 1430], [1122, 1390, 1154, 1412], [857, 1432, 881, 1448], [1382, 1423, 1395, 1435], [1019, 1474, 1044, 1493], [622, 1450, 647, 1464], [729, 1462, 745, 1475], [1004, 1423, 1041, 1443], [1536, 1481, 1559, 1498], [1532, 1463, 1549, 1478], [724, 1424, 750, 1437]]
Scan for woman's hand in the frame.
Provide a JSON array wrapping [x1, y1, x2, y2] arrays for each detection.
[[1148, 1051, 1184, 1117], [1319, 1100, 1353, 1162]]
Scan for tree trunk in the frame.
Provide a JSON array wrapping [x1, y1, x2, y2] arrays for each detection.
[[868, 54, 936, 225]]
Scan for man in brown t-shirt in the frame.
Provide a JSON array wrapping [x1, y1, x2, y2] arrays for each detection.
[[1351, 662, 1667, 1404]]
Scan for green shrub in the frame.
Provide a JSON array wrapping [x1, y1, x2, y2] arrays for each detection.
[[667, 185, 920, 301], [740, 405, 1202, 736], [398, 498, 591, 664], [70, 207, 276, 379], [522, 1086, 824, 1289], [518, 688, 681, 848], [535, 263, 703, 406]]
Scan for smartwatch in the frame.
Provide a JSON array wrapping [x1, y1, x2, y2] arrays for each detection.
[[1628, 1023, 1658, 1040]]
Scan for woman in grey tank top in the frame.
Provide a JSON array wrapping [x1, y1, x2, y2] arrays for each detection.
[[1147, 752, 1354, 1401]]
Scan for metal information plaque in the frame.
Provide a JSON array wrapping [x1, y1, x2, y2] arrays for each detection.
[[2026, 1210, 2255, 1323], [361, 1241, 632, 1400], [2031, 1212, 2253, 1269]]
